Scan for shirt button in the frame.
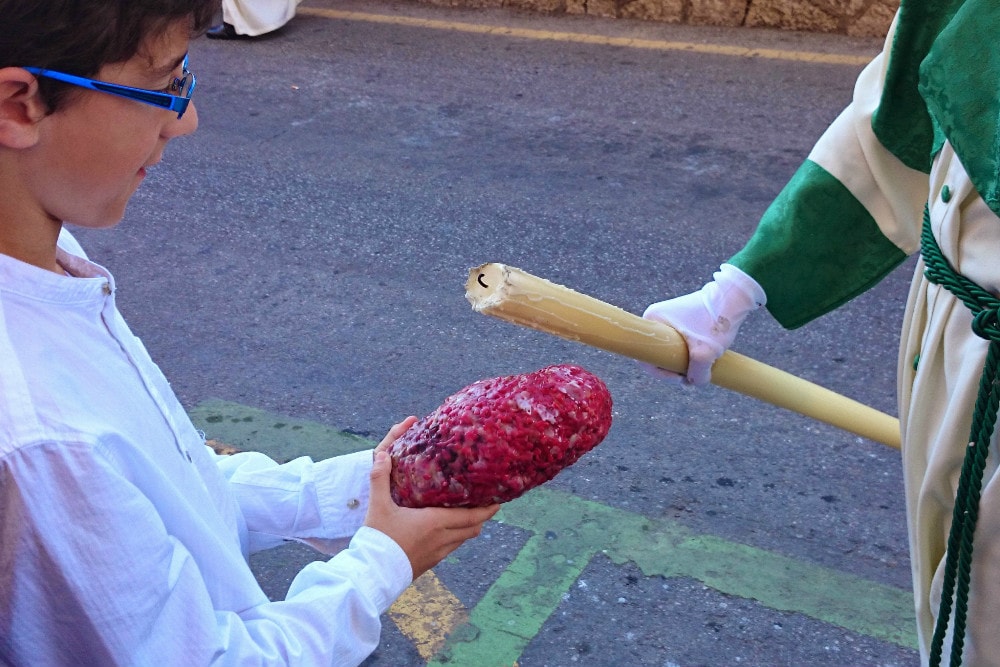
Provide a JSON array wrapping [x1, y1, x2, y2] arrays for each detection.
[[347, 498, 360, 509], [941, 185, 952, 203]]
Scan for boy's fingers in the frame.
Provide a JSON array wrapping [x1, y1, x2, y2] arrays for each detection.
[[475, 504, 501, 522], [435, 504, 500, 528], [369, 450, 391, 491], [376, 416, 418, 451], [393, 416, 418, 435], [445, 522, 491, 546]]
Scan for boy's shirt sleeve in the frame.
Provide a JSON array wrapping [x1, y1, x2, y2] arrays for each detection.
[[728, 8, 930, 329], [0, 441, 411, 667], [213, 448, 377, 553]]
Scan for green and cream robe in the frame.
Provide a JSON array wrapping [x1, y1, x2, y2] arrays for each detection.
[[726, 1, 1000, 663]]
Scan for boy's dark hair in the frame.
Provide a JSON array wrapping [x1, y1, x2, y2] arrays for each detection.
[[0, 0, 219, 111]]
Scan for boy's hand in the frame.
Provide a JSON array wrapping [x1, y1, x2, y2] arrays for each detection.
[[365, 418, 500, 580]]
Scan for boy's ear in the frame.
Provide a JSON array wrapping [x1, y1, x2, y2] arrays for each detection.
[[0, 67, 49, 149]]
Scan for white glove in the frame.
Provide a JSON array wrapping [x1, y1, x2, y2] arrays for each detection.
[[642, 263, 766, 386]]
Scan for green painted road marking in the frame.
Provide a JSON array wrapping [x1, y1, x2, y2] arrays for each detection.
[[190, 399, 372, 462], [431, 488, 915, 665], [628, 531, 915, 647], [431, 530, 596, 667], [191, 399, 917, 663], [511, 489, 914, 647]]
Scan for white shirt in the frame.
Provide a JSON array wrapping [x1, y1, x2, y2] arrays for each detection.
[[0, 231, 412, 666]]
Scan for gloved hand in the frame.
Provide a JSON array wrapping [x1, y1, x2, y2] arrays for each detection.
[[642, 263, 766, 386]]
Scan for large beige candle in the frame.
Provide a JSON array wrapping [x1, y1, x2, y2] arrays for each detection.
[[465, 263, 901, 449]]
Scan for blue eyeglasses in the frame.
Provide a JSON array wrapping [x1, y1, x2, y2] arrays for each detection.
[[22, 54, 195, 119]]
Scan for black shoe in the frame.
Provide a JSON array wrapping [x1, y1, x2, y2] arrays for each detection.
[[206, 22, 252, 40]]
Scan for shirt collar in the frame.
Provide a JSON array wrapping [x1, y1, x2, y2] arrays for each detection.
[[0, 248, 115, 305]]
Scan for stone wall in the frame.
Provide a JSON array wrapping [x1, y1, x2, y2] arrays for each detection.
[[409, 0, 900, 37]]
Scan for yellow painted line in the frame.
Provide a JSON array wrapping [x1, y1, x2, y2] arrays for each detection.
[[388, 571, 469, 661], [299, 6, 873, 66]]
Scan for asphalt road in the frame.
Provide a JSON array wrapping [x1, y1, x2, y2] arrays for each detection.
[[69, 2, 919, 665]]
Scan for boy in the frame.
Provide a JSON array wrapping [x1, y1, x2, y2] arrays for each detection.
[[0, 2, 498, 665]]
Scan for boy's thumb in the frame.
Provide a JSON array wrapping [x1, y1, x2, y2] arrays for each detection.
[[370, 450, 391, 493]]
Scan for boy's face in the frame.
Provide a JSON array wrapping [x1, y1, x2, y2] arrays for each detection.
[[24, 19, 198, 230]]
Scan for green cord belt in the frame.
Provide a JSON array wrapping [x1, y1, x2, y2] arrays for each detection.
[[920, 205, 1000, 667]]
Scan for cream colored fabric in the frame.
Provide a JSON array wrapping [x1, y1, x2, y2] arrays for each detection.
[[801, 12, 1000, 663], [806, 11, 927, 257], [222, 0, 302, 36], [898, 143, 1000, 666]]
